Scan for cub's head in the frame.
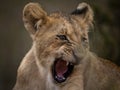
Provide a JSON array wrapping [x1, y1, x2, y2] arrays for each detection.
[[23, 2, 93, 83]]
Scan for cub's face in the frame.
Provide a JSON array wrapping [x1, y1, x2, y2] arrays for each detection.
[[23, 3, 93, 83]]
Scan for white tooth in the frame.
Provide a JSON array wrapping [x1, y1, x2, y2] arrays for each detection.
[[62, 77, 65, 80], [66, 62, 69, 66], [55, 76, 58, 79]]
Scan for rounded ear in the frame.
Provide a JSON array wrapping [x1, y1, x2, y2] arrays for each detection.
[[71, 2, 94, 28], [23, 3, 47, 38]]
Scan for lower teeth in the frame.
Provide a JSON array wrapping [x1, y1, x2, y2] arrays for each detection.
[[55, 75, 65, 80]]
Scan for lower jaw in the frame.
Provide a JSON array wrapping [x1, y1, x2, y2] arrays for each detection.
[[54, 75, 66, 83]]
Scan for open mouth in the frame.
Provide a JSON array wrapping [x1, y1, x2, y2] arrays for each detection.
[[52, 58, 74, 83]]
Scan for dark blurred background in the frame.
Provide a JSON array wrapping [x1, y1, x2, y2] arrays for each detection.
[[0, 0, 120, 90]]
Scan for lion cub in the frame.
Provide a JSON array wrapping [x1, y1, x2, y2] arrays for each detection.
[[13, 2, 120, 90]]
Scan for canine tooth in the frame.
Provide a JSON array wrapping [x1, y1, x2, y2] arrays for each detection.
[[55, 76, 58, 79], [66, 62, 69, 66]]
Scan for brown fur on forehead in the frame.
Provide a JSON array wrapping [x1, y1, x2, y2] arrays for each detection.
[[49, 13, 81, 31], [49, 13, 73, 34], [50, 12, 65, 18], [34, 12, 85, 44], [50, 12, 89, 34], [49, 13, 84, 43]]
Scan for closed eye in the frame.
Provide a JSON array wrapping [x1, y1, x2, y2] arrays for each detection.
[[56, 35, 68, 40]]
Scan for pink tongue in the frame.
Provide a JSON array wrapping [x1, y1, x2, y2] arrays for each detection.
[[55, 60, 68, 77]]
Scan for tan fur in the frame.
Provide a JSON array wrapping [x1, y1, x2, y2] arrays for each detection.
[[13, 2, 120, 90]]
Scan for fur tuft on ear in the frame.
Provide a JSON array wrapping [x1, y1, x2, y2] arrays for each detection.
[[71, 4, 88, 15], [71, 2, 94, 28], [23, 3, 47, 38]]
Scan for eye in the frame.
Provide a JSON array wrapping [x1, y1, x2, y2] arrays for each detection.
[[82, 37, 87, 42], [56, 35, 68, 40]]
